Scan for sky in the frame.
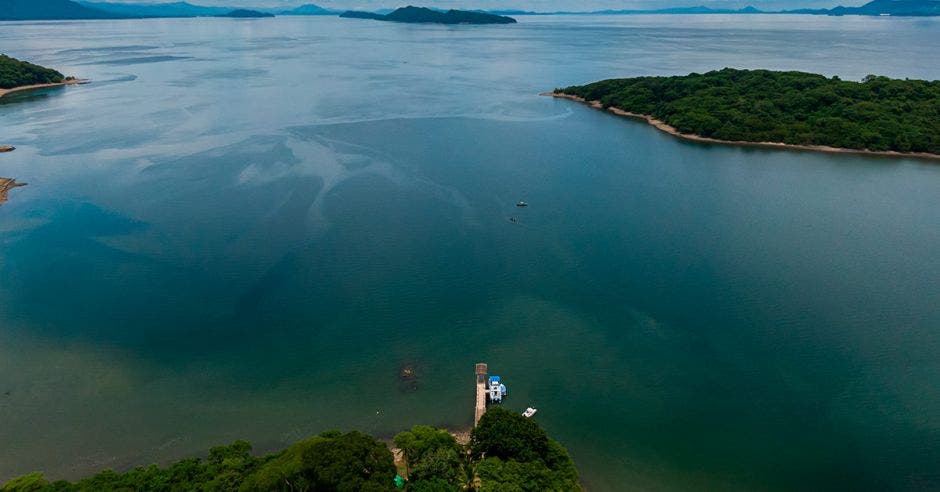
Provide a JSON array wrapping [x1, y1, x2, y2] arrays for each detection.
[[104, 0, 869, 12]]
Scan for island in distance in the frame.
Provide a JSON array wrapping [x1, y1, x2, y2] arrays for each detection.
[[215, 9, 273, 18], [341, 6, 517, 24]]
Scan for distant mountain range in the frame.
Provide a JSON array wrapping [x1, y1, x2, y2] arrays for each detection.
[[0, 0, 338, 20], [487, 0, 939, 15], [0, 0, 123, 20], [782, 0, 940, 15], [79, 1, 229, 17], [1, 0, 938, 21], [80, 1, 335, 17], [485, 5, 763, 15]]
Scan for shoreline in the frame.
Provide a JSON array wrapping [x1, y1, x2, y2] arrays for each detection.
[[0, 78, 88, 99], [542, 92, 940, 161], [0, 178, 27, 205]]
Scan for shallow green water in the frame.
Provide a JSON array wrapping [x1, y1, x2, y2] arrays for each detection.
[[1, 15, 939, 490]]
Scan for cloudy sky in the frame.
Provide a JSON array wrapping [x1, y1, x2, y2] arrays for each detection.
[[106, 0, 868, 11]]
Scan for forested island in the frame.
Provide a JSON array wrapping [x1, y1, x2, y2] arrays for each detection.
[[552, 68, 940, 157], [0, 408, 579, 491], [340, 6, 517, 24]]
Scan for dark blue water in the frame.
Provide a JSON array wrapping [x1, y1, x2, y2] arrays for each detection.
[[1, 15, 939, 490]]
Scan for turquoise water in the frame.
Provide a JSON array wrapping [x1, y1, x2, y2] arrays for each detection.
[[1, 14, 940, 490]]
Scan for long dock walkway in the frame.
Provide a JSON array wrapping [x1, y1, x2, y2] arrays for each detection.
[[474, 363, 488, 426]]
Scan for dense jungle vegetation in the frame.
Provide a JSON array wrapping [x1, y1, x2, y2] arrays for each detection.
[[0, 55, 65, 90], [557, 68, 940, 154], [1, 408, 578, 491]]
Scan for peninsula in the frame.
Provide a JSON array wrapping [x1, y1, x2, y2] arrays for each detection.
[[340, 6, 517, 24], [550, 68, 940, 159], [0, 54, 82, 99]]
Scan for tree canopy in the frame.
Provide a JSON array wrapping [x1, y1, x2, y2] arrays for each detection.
[[470, 408, 580, 491], [0, 54, 65, 90], [298, 431, 396, 491], [556, 68, 940, 155], [2, 415, 579, 491], [394, 426, 466, 490], [1, 432, 396, 492]]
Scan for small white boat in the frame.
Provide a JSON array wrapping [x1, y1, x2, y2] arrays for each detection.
[[516, 201, 528, 207], [522, 407, 537, 418]]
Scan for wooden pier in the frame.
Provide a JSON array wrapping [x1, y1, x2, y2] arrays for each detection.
[[474, 363, 488, 426]]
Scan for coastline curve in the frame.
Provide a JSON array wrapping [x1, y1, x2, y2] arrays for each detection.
[[0, 79, 89, 100], [542, 92, 940, 162]]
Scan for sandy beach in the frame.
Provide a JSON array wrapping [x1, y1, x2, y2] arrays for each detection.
[[0, 78, 88, 99], [543, 92, 940, 161], [0, 178, 26, 205]]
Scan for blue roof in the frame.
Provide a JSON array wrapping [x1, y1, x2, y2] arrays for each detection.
[[489, 375, 501, 383]]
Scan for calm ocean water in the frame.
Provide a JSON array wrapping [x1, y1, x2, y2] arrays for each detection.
[[1, 14, 939, 490]]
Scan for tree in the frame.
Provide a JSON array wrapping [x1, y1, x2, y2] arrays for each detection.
[[0, 472, 49, 492], [393, 426, 468, 490], [240, 435, 327, 491], [408, 447, 464, 487], [407, 478, 460, 492], [470, 408, 580, 492], [470, 407, 551, 464], [475, 457, 578, 492], [299, 431, 396, 492]]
